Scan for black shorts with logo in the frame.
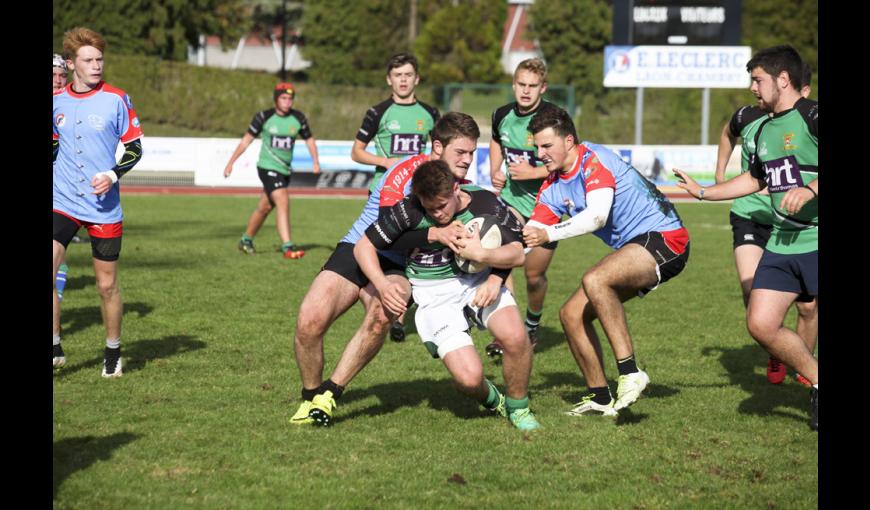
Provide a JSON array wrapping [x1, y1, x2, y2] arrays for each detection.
[[258, 167, 292, 197], [322, 242, 407, 288], [730, 212, 772, 249], [626, 230, 690, 296]]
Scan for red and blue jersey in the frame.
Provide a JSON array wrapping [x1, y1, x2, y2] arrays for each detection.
[[53, 81, 142, 223], [531, 142, 683, 249]]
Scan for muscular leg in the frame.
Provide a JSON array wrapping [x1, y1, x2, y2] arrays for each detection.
[[795, 298, 818, 354], [580, 245, 659, 361], [747, 289, 818, 384], [92, 258, 122, 341], [293, 271, 361, 390], [53, 241, 66, 337], [244, 193, 273, 239], [270, 187, 292, 244], [486, 305, 532, 400], [441, 345, 488, 401], [329, 274, 411, 387]]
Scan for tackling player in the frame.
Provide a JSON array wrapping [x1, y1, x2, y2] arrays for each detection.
[[522, 107, 690, 416]]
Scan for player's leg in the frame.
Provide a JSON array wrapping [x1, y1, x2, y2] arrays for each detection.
[[559, 285, 617, 416], [239, 193, 272, 254], [734, 244, 765, 307], [485, 271, 514, 359], [523, 244, 556, 343], [747, 290, 817, 383], [92, 257, 123, 378], [56, 256, 69, 302], [792, 297, 818, 386], [53, 212, 81, 368]]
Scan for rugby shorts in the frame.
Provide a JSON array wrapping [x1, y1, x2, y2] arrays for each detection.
[[257, 167, 292, 197], [626, 227, 690, 297], [411, 271, 516, 359], [53, 210, 122, 261], [321, 242, 406, 288], [730, 212, 772, 249], [751, 249, 817, 302]]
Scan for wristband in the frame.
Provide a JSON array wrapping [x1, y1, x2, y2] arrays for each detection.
[[804, 185, 817, 198], [698, 187, 706, 201]]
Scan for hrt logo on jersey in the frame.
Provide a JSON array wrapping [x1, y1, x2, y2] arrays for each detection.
[[271, 136, 295, 150], [764, 155, 804, 193], [391, 134, 423, 155]]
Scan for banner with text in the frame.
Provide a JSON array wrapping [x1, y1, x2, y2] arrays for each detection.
[[604, 45, 752, 88]]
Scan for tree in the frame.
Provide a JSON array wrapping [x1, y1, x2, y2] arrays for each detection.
[[413, 0, 506, 85], [301, 0, 410, 86], [53, 0, 250, 61]]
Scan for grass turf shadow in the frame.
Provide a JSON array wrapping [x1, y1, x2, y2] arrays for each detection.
[[58, 301, 154, 337], [53, 432, 140, 500], [53, 334, 206, 378]]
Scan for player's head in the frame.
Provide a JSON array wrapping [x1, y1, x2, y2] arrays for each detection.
[[529, 106, 578, 174], [746, 45, 803, 112], [63, 27, 106, 89], [386, 53, 420, 100], [53, 53, 67, 92], [513, 58, 548, 112], [800, 62, 812, 99], [273, 82, 295, 113], [411, 160, 461, 226], [430, 112, 480, 179]]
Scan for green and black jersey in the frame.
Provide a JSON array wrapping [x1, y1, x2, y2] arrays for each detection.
[[491, 100, 562, 218], [248, 108, 312, 175], [365, 185, 524, 280], [749, 97, 818, 254], [356, 98, 440, 192], [728, 105, 774, 225]]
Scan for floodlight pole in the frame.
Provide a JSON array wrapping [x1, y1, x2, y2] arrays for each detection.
[[280, 0, 287, 81], [701, 87, 710, 145], [635, 87, 644, 145]]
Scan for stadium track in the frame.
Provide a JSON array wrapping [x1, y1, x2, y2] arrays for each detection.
[[122, 184, 695, 201]]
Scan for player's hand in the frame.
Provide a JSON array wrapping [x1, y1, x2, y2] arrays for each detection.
[[91, 173, 113, 195], [472, 274, 501, 308], [507, 159, 540, 181], [312, 162, 321, 175], [376, 281, 408, 317], [455, 223, 485, 262], [491, 170, 506, 192], [522, 225, 549, 248], [223, 164, 233, 178], [429, 221, 466, 252], [672, 168, 702, 198], [384, 157, 401, 169], [780, 186, 815, 216]]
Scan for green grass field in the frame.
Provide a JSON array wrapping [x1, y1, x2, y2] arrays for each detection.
[[53, 196, 817, 509]]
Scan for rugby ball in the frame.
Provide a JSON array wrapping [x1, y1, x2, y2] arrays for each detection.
[[454, 214, 502, 274]]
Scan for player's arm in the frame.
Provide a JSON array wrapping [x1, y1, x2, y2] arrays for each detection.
[[53, 139, 59, 162], [455, 224, 524, 268], [715, 122, 737, 184], [524, 187, 613, 246], [91, 139, 143, 195], [673, 168, 764, 201], [223, 132, 256, 178], [351, 139, 398, 169], [507, 159, 549, 181], [780, 178, 817, 216], [304, 137, 321, 174], [489, 138, 506, 192]]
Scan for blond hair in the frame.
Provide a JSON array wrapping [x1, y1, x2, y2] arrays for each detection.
[[514, 58, 547, 83]]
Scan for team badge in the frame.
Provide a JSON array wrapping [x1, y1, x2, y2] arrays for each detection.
[[88, 114, 105, 131], [525, 132, 534, 147], [55, 113, 65, 127], [417, 119, 424, 131], [387, 120, 401, 131], [783, 133, 797, 151]]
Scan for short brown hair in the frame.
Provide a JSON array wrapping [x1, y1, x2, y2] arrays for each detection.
[[528, 106, 577, 141], [411, 160, 455, 201], [63, 27, 106, 60], [431, 112, 480, 147], [514, 58, 547, 83], [387, 53, 419, 75]]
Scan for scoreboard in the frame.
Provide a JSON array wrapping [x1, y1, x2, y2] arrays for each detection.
[[612, 0, 741, 46]]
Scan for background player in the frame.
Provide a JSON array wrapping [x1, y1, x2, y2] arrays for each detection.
[[487, 58, 564, 359], [223, 83, 321, 259], [351, 53, 440, 342], [53, 27, 144, 376]]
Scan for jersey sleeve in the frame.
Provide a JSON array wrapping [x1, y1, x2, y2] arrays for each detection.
[[356, 104, 385, 144], [292, 110, 313, 139], [729, 106, 766, 138], [365, 197, 423, 250], [247, 110, 269, 137], [118, 92, 143, 143], [490, 104, 512, 146]]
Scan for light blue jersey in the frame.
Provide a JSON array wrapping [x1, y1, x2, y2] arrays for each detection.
[[531, 142, 683, 249]]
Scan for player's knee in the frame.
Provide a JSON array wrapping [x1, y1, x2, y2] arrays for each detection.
[[581, 270, 604, 296], [746, 312, 777, 344], [525, 271, 548, 292], [497, 329, 529, 355], [296, 305, 330, 341], [795, 299, 817, 319], [94, 277, 119, 300], [452, 368, 484, 395]]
